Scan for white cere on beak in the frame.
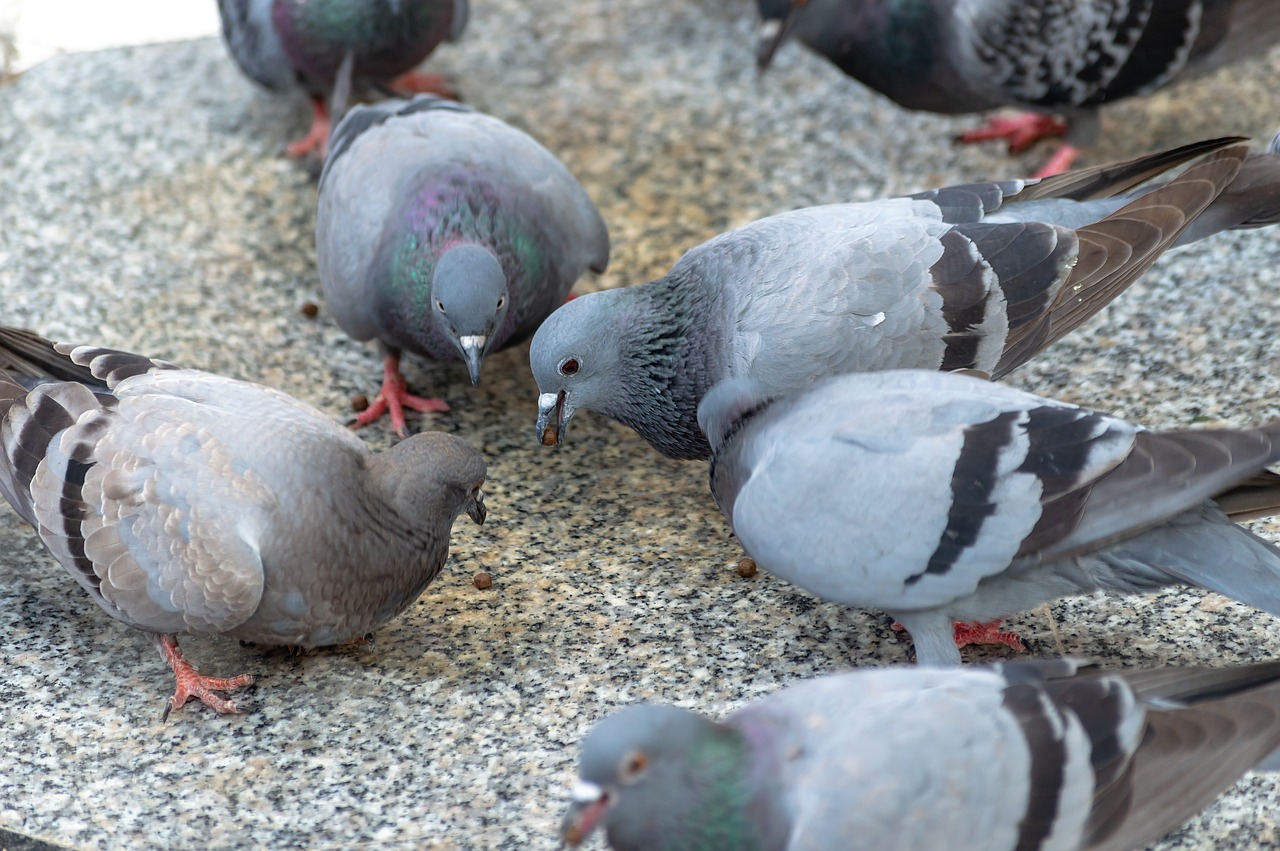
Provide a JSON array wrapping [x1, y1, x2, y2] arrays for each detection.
[[758, 18, 783, 40], [571, 781, 605, 803], [460, 335, 487, 351], [539, 392, 561, 409]]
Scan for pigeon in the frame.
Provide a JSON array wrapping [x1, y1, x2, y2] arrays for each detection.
[[318, 95, 610, 436], [216, 0, 468, 157], [0, 339, 487, 717], [532, 137, 1280, 461], [562, 658, 1280, 851], [697, 368, 1280, 666], [755, 0, 1280, 176]]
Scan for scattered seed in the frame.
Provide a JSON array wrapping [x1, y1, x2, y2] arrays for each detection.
[[473, 572, 493, 590], [351, 394, 370, 412], [300, 301, 319, 318], [736, 557, 757, 578]]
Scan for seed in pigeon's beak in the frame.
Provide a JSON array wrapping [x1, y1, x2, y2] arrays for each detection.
[[536, 390, 569, 446], [561, 782, 609, 846]]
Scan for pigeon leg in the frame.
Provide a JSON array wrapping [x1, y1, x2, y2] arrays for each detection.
[[156, 634, 254, 720], [390, 70, 459, 100], [352, 353, 450, 437], [955, 112, 1069, 154], [952, 620, 1025, 651], [891, 619, 1026, 651], [286, 96, 331, 159], [1030, 143, 1082, 178]]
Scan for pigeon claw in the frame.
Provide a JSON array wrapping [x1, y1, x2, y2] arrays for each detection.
[[952, 620, 1026, 652], [352, 354, 450, 438], [390, 70, 460, 101], [955, 112, 1069, 155], [889, 619, 1026, 652], [157, 634, 254, 722], [1030, 143, 1082, 178], [285, 97, 331, 160]]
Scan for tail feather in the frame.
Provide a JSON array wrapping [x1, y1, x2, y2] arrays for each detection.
[[995, 145, 1248, 376], [1215, 470, 1280, 522], [1108, 509, 1280, 618], [1017, 136, 1247, 202], [0, 327, 105, 388], [1173, 149, 1280, 246], [1087, 662, 1280, 851]]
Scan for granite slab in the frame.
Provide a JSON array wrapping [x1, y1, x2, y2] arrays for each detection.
[[0, 1, 1278, 848]]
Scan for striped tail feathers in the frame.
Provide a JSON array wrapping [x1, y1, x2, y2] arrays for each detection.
[[1172, 145, 1280, 245], [1082, 661, 1280, 851], [992, 658, 1280, 851], [1016, 136, 1248, 203], [907, 137, 1245, 224], [0, 327, 105, 389], [56, 344, 181, 390], [995, 145, 1248, 377], [0, 380, 106, 529], [1214, 469, 1280, 522]]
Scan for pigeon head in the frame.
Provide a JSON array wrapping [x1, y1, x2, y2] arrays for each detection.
[[562, 703, 751, 850], [371, 431, 488, 527], [529, 289, 630, 448], [430, 244, 510, 385]]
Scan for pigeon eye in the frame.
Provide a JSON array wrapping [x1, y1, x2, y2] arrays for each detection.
[[435, 299, 446, 313], [618, 751, 648, 784], [496, 295, 506, 309], [559, 358, 580, 376]]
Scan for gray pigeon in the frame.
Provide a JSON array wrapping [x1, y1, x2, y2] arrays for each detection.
[[562, 658, 1280, 851], [217, 0, 468, 157], [532, 138, 1280, 460], [698, 368, 1280, 666], [0, 341, 487, 717], [755, 0, 1280, 176], [318, 95, 610, 436]]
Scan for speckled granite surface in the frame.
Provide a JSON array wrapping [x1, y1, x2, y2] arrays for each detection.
[[0, 2, 1278, 848]]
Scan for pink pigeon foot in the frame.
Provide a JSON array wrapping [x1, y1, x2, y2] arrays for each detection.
[[352, 354, 450, 437], [891, 619, 1026, 652], [158, 634, 254, 721], [390, 70, 459, 100], [955, 112, 1069, 154], [1029, 143, 1082, 177], [951, 620, 1026, 651], [286, 97, 331, 159]]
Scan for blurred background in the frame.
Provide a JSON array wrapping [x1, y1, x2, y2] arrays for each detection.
[[0, 0, 218, 77]]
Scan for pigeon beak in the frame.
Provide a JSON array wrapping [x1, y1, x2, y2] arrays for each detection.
[[466, 487, 487, 525], [756, 0, 806, 69], [561, 782, 609, 847], [536, 389, 573, 447], [459, 335, 487, 386]]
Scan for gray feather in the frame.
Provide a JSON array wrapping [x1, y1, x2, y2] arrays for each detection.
[[564, 660, 1280, 850], [755, 0, 1280, 159], [699, 369, 1280, 666], [317, 95, 608, 388], [531, 139, 1277, 460], [0, 340, 487, 711]]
